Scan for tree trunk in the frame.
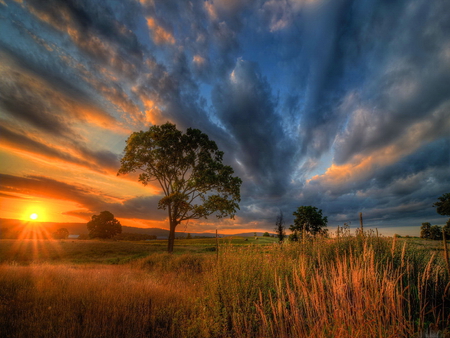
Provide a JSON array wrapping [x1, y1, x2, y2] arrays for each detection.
[[168, 220, 177, 253]]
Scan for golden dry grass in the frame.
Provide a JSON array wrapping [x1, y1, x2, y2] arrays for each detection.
[[1, 235, 449, 337]]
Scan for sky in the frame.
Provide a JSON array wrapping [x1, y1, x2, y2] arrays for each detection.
[[1, 0, 449, 236]]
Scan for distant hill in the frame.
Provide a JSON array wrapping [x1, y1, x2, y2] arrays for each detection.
[[0, 218, 214, 239], [224, 232, 275, 237]]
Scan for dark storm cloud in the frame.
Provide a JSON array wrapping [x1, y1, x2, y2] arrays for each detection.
[[334, 0, 450, 164], [25, 0, 143, 63], [213, 59, 297, 197]]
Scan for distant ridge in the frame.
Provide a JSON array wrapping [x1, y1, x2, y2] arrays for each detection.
[[0, 218, 273, 239], [0, 218, 215, 238]]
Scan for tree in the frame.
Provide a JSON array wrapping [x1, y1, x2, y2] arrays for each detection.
[[118, 123, 242, 253], [289, 206, 328, 237], [429, 225, 443, 241], [274, 210, 285, 242], [186, 233, 192, 239], [87, 211, 122, 239], [262, 232, 270, 237], [420, 222, 431, 239], [433, 193, 450, 216], [53, 228, 69, 239], [443, 219, 450, 238]]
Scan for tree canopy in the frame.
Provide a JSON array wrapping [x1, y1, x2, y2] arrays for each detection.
[[53, 228, 69, 239], [433, 193, 450, 216], [87, 211, 122, 239], [118, 122, 242, 253], [289, 206, 328, 237]]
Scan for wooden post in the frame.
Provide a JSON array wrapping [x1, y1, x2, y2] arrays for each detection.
[[216, 228, 219, 259], [359, 212, 364, 234]]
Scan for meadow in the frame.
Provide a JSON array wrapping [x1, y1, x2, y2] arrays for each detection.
[[0, 234, 449, 338]]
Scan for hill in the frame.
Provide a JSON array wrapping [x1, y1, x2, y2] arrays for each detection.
[[0, 218, 215, 239]]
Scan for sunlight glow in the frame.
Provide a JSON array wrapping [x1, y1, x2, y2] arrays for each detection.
[[30, 213, 39, 220]]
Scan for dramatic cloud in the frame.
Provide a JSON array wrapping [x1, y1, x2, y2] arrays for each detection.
[[213, 59, 297, 197], [1, 0, 449, 235]]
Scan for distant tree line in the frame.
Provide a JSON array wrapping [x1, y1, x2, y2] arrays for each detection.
[[113, 232, 156, 241], [273, 206, 329, 243], [420, 222, 450, 240], [420, 193, 450, 240]]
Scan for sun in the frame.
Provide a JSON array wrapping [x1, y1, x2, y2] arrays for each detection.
[[29, 213, 39, 220]]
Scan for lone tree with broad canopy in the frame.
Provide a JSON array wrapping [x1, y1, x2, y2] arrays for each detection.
[[118, 123, 242, 253], [289, 206, 328, 238], [87, 211, 122, 239]]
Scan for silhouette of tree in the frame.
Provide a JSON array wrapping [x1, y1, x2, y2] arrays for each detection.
[[290, 206, 328, 237], [420, 222, 432, 239], [87, 211, 122, 239], [433, 193, 450, 216], [118, 123, 241, 253], [274, 210, 285, 242], [53, 228, 69, 239]]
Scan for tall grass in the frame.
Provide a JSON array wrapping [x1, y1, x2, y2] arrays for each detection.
[[1, 234, 449, 337]]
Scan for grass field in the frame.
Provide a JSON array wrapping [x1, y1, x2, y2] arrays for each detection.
[[0, 235, 449, 337]]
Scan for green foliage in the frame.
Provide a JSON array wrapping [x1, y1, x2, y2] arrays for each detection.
[[262, 232, 270, 237], [433, 192, 450, 216], [421, 222, 445, 240], [289, 205, 328, 237], [420, 222, 431, 239], [429, 225, 443, 240], [443, 219, 450, 237], [87, 211, 122, 239], [288, 231, 299, 242], [118, 122, 241, 252], [52, 228, 69, 239]]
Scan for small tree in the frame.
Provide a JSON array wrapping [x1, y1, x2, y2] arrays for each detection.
[[186, 233, 192, 239], [290, 206, 328, 237], [433, 193, 450, 216], [53, 228, 69, 239], [274, 210, 286, 242], [87, 211, 122, 239], [118, 123, 241, 253], [430, 225, 443, 241], [262, 232, 270, 237], [420, 222, 431, 239]]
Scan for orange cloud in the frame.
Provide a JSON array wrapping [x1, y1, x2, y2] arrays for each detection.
[[204, 1, 218, 21], [146, 17, 175, 45], [193, 55, 206, 65], [308, 103, 450, 189]]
